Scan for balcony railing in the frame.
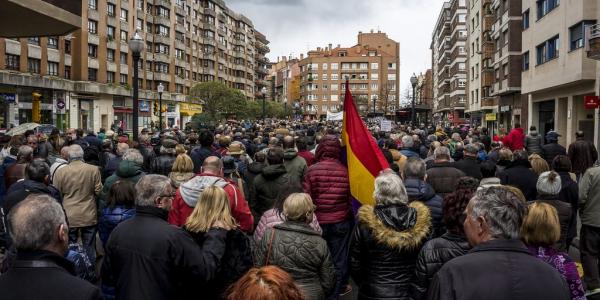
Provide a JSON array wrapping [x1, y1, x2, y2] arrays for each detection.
[[587, 24, 600, 60]]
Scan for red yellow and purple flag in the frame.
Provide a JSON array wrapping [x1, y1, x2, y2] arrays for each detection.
[[341, 80, 390, 206]]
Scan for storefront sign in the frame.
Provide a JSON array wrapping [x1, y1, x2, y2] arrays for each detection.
[[180, 103, 202, 115], [500, 106, 511, 112], [584, 95, 600, 109], [56, 99, 65, 110], [485, 113, 497, 121], [139, 101, 149, 112], [0, 93, 16, 103]]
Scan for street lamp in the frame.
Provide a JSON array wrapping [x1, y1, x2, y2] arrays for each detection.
[[261, 86, 267, 122], [410, 73, 418, 126], [372, 95, 377, 116], [157, 82, 164, 131], [128, 31, 145, 141]]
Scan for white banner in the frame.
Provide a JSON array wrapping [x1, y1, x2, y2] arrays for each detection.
[[326, 111, 343, 121], [380, 120, 392, 132]]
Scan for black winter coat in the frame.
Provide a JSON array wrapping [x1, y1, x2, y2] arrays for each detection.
[[542, 142, 567, 166], [525, 132, 543, 155], [404, 178, 445, 238], [558, 171, 578, 244], [150, 154, 176, 176], [350, 202, 431, 300], [0, 250, 102, 300], [425, 162, 466, 198], [568, 138, 598, 175], [535, 194, 572, 252], [101, 205, 227, 300], [251, 164, 302, 223], [412, 233, 470, 300], [452, 157, 482, 180], [138, 144, 156, 173], [3, 180, 62, 214], [426, 239, 570, 300], [497, 160, 538, 201]]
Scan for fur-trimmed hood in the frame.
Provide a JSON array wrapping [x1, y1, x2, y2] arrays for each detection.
[[357, 201, 431, 250]]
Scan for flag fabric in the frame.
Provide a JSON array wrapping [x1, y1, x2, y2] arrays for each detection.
[[341, 80, 390, 206]]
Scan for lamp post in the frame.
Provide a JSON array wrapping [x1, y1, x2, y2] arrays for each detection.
[[372, 95, 377, 116], [410, 73, 418, 126], [261, 87, 267, 122], [128, 31, 145, 141], [157, 82, 164, 132]]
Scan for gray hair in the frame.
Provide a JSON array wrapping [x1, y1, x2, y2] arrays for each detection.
[[135, 174, 172, 207], [401, 135, 414, 148], [470, 186, 528, 239], [116, 142, 130, 156], [403, 157, 426, 179], [139, 134, 151, 143], [9, 194, 66, 251], [433, 146, 451, 160], [374, 172, 408, 205], [123, 149, 144, 166], [159, 146, 177, 155], [452, 133, 461, 141], [464, 143, 478, 155], [68, 144, 84, 161], [17, 145, 34, 161]]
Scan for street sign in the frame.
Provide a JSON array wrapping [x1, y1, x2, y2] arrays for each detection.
[[56, 99, 65, 110], [584, 95, 600, 109]]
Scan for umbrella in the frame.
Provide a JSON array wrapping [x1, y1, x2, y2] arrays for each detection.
[[6, 123, 39, 136]]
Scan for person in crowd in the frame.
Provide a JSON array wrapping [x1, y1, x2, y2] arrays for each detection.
[[175, 144, 187, 156], [552, 155, 579, 247], [169, 156, 254, 233], [534, 171, 572, 252], [190, 129, 221, 173], [99, 140, 116, 179], [485, 141, 501, 163], [227, 141, 251, 175], [447, 133, 462, 156], [0, 195, 102, 300], [3, 159, 61, 214], [222, 155, 248, 197], [137, 133, 156, 173], [451, 142, 464, 162], [216, 136, 232, 157], [478, 160, 501, 190], [252, 147, 302, 226], [497, 150, 538, 201], [452, 143, 482, 179], [350, 172, 431, 299], [403, 158, 444, 238], [521, 202, 585, 300], [578, 162, 600, 292], [479, 127, 491, 152], [503, 123, 525, 151], [0, 142, 20, 204], [100, 149, 145, 206], [226, 266, 306, 300], [387, 138, 408, 171], [426, 186, 571, 300], [282, 136, 308, 184], [568, 131, 598, 180], [529, 153, 551, 176], [525, 126, 544, 155], [83, 130, 102, 150], [0, 135, 22, 164], [494, 147, 513, 175], [412, 178, 474, 300], [101, 175, 229, 300], [168, 153, 194, 188], [296, 136, 315, 166], [302, 135, 353, 297], [400, 135, 420, 158], [98, 180, 135, 248], [426, 146, 465, 198], [150, 138, 177, 176], [543, 131, 567, 166], [184, 186, 253, 299], [53, 144, 102, 266], [244, 151, 266, 204], [255, 193, 337, 300], [103, 142, 128, 179], [5, 145, 33, 191]]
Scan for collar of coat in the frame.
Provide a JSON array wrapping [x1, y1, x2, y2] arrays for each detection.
[[469, 238, 530, 255], [273, 221, 320, 236], [357, 201, 431, 251]]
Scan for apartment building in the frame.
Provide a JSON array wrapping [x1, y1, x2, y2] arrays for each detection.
[[432, 0, 468, 126], [0, 0, 267, 132], [254, 30, 270, 98], [414, 69, 434, 124], [269, 56, 301, 109], [522, 0, 599, 147], [298, 30, 400, 119]]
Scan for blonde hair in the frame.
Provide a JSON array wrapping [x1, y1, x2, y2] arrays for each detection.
[[521, 202, 560, 247], [529, 154, 550, 176], [175, 144, 187, 156], [283, 193, 315, 223], [185, 186, 237, 233], [499, 148, 513, 161], [172, 154, 194, 173]]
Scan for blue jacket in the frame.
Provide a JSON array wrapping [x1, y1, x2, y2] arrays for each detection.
[[98, 206, 135, 247], [404, 178, 444, 238]]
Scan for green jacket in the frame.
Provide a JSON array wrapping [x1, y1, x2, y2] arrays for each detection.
[[283, 149, 307, 183], [100, 160, 144, 206], [579, 165, 600, 227]]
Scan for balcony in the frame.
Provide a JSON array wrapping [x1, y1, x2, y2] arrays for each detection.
[[154, 53, 170, 63], [481, 97, 497, 108], [483, 14, 494, 32], [482, 70, 494, 87], [154, 34, 171, 45], [154, 72, 171, 82], [155, 0, 171, 8], [204, 8, 216, 17], [587, 24, 600, 60], [154, 15, 171, 27]]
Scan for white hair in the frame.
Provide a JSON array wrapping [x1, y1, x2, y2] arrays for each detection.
[[135, 174, 172, 207], [68, 144, 84, 161], [123, 149, 144, 166], [433, 146, 450, 160], [9, 194, 66, 251], [401, 135, 414, 148], [373, 172, 408, 205]]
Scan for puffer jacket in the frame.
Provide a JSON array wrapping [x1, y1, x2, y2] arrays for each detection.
[[411, 232, 471, 300], [350, 201, 431, 300], [497, 159, 538, 201], [255, 221, 337, 300], [535, 195, 572, 252], [283, 149, 308, 183], [253, 208, 322, 243], [425, 162, 465, 198], [252, 164, 303, 227], [150, 154, 176, 176], [525, 131, 543, 155], [542, 142, 567, 166], [404, 178, 444, 238], [98, 206, 135, 247], [303, 136, 351, 225], [503, 127, 525, 151]]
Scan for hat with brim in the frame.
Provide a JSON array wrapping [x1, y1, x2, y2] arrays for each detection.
[[227, 142, 245, 155]]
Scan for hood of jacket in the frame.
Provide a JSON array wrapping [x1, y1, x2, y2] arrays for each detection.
[[404, 178, 436, 202], [529, 131, 539, 137], [512, 127, 524, 135], [283, 149, 298, 160], [315, 135, 341, 162], [179, 173, 229, 207], [261, 164, 288, 180], [116, 160, 143, 178], [247, 162, 265, 174], [357, 201, 431, 250], [508, 159, 532, 169]]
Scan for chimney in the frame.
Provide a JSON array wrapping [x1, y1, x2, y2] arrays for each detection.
[[300, 53, 304, 59], [370, 29, 374, 33], [328, 43, 332, 50]]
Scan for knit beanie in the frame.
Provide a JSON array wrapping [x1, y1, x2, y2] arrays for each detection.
[[536, 171, 562, 195]]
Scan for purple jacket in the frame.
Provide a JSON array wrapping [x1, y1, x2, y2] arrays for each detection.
[[528, 246, 585, 300], [253, 208, 322, 243]]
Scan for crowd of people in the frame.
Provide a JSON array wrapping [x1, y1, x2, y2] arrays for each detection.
[[0, 120, 599, 300]]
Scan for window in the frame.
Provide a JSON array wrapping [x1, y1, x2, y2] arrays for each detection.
[[28, 37, 40, 45], [136, 18, 144, 30], [155, 43, 169, 54], [322, 63, 328, 70], [88, 68, 97, 81], [5, 54, 19, 70], [331, 84, 338, 91], [360, 63, 368, 70], [536, 35, 559, 65], [371, 83, 378, 91], [107, 26, 115, 39], [523, 51, 530, 70], [107, 3, 115, 16], [331, 63, 338, 70], [458, 79, 466, 88], [371, 62, 378, 69], [64, 66, 71, 79], [120, 8, 128, 21], [331, 94, 339, 101], [120, 52, 127, 64], [458, 14, 466, 23], [537, 0, 559, 20], [107, 49, 115, 62], [570, 21, 596, 51], [120, 30, 128, 41], [371, 73, 379, 80], [47, 37, 58, 49], [88, 44, 98, 58], [388, 63, 396, 69], [175, 49, 185, 60], [322, 74, 328, 81], [88, 19, 97, 34], [64, 40, 71, 54], [458, 63, 466, 70], [107, 71, 115, 83], [331, 73, 339, 80], [157, 6, 170, 17], [387, 74, 396, 80], [154, 62, 169, 73], [523, 10, 530, 29], [47, 62, 58, 76], [157, 25, 169, 36], [120, 73, 128, 85], [88, 0, 97, 10], [27, 58, 40, 73]]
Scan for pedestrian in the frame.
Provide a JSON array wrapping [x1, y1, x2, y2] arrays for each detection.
[[534, 171, 572, 252], [296, 136, 315, 166], [426, 146, 465, 198], [103, 142, 128, 180], [452, 144, 482, 179], [3, 159, 61, 215], [49, 146, 69, 183], [542, 131, 566, 166], [99, 149, 145, 206], [150, 138, 177, 176], [226, 266, 306, 300], [503, 123, 525, 151], [568, 131, 598, 180], [521, 202, 585, 300], [552, 155, 579, 247], [403, 158, 444, 238], [168, 153, 194, 188], [578, 162, 600, 292], [4, 145, 33, 191], [525, 126, 543, 155], [426, 186, 571, 300], [282, 136, 308, 184], [98, 180, 135, 249], [137, 133, 156, 173], [400, 135, 420, 158], [190, 129, 221, 173], [350, 172, 431, 299], [478, 160, 501, 190], [497, 150, 538, 201], [529, 153, 550, 176]]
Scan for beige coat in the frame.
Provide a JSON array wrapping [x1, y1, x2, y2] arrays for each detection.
[[53, 160, 102, 227]]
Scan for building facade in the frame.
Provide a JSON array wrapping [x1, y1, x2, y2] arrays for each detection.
[[0, 0, 267, 132], [522, 0, 598, 147], [298, 31, 400, 119], [432, 0, 468, 126], [413, 69, 434, 125]]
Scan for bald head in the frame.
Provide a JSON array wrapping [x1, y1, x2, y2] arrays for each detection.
[[202, 156, 223, 175], [283, 136, 295, 150]]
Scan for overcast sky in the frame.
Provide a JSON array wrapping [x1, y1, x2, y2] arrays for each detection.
[[228, 0, 446, 102]]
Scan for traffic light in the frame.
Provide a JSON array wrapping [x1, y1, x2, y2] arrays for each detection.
[[153, 102, 159, 116], [32, 92, 41, 123]]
